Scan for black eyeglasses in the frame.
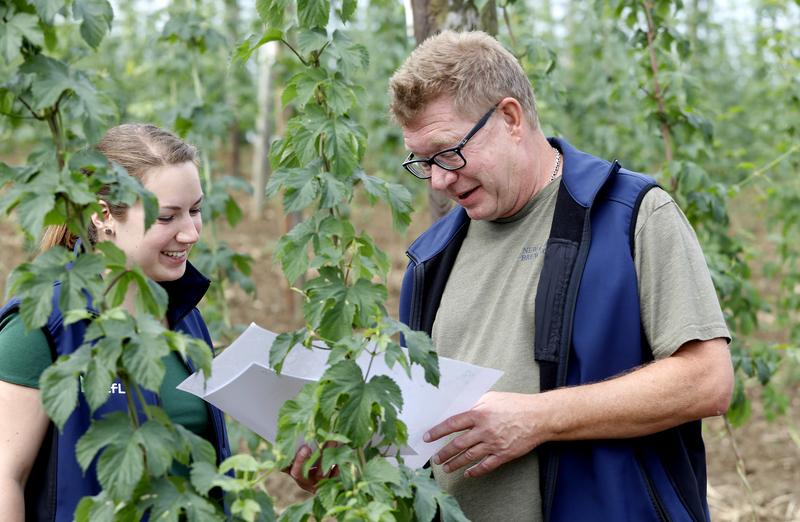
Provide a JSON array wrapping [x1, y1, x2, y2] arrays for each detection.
[[402, 104, 498, 179]]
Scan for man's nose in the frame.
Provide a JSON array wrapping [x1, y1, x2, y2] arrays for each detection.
[[429, 164, 458, 191]]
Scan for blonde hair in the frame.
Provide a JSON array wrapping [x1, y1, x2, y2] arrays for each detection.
[[41, 124, 198, 251], [389, 31, 539, 128]]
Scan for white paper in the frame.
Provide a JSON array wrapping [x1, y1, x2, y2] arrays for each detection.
[[178, 323, 503, 468]]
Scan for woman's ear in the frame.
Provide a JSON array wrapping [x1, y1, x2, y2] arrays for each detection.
[[91, 201, 114, 236]]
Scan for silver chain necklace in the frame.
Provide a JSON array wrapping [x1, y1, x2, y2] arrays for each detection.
[[548, 148, 562, 184]]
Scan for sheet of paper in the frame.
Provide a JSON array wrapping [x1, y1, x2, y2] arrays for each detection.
[[178, 323, 503, 468]]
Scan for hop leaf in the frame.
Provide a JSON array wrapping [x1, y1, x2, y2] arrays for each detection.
[[319, 360, 402, 446]]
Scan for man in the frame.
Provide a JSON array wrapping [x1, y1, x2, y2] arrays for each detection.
[[392, 31, 732, 521]]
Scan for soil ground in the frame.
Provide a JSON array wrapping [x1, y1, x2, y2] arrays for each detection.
[[1, 195, 798, 521]]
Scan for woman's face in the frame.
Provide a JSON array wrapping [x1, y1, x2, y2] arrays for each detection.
[[107, 161, 203, 282]]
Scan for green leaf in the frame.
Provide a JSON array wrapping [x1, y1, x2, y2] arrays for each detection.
[[404, 332, 439, 387], [30, 0, 67, 24], [411, 469, 469, 522], [190, 461, 225, 495], [297, 0, 329, 28], [286, 68, 327, 108], [362, 457, 403, 488], [17, 191, 55, 240], [275, 218, 315, 283], [278, 498, 314, 522], [75, 412, 129, 470], [137, 420, 176, 476], [324, 76, 357, 116], [72, 0, 114, 48], [122, 339, 168, 392], [39, 348, 91, 429], [318, 171, 348, 208], [82, 341, 120, 412], [59, 252, 105, 313], [0, 12, 44, 63], [232, 498, 262, 521], [74, 493, 118, 522], [233, 29, 283, 64], [320, 116, 362, 179], [385, 182, 413, 230], [20, 55, 114, 138], [96, 241, 127, 266], [8, 247, 72, 330], [96, 428, 144, 500], [144, 477, 221, 522], [339, 0, 357, 22], [256, 0, 290, 27], [296, 28, 329, 55], [276, 383, 318, 465], [174, 424, 217, 465], [319, 361, 402, 446], [270, 330, 306, 373], [348, 278, 387, 326], [133, 272, 168, 318]]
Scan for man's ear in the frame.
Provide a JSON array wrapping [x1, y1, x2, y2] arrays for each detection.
[[497, 97, 525, 139]]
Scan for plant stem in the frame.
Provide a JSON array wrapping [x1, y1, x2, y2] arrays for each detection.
[[121, 375, 141, 429], [735, 143, 800, 189], [357, 446, 366, 469], [723, 416, 760, 522], [45, 109, 65, 169], [132, 381, 153, 421], [280, 39, 308, 66], [16, 97, 44, 121]]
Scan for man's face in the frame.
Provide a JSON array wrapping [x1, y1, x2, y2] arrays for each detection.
[[402, 97, 525, 221]]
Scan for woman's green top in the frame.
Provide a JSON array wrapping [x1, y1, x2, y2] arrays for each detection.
[[0, 311, 210, 437]]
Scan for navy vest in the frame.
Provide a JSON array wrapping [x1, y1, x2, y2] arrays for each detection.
[[399, 138, 709, 522], [0, 261, 231, 522]]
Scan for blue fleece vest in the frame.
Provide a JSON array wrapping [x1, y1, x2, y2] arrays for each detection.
[[399, 138, 709, 522], [0, 262, 230, 522]]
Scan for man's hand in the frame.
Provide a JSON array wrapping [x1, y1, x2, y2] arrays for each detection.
[[424, 391, 545, 478], [284, 444, 339, 493]]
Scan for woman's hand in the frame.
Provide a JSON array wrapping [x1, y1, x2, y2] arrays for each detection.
[[284, 444, 340, 493]]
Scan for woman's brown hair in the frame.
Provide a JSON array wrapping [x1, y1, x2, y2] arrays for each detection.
[[40, 124, 198, 252]]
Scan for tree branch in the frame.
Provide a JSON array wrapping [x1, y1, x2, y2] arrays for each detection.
[[642, 1, 674, 180]]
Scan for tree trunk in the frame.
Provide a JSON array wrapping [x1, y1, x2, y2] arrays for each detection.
[[224, 0, 242, 179], [250, 42, 278, 218], [410, 0, 497, 222]]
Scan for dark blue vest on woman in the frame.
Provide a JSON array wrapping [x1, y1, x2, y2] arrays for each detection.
[[399, 138, 710, 522], [0, 262, 230, 522]]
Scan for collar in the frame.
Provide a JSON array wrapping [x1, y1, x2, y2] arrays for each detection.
[[158, 261, 210, 327], [549, 137, 619, 208]]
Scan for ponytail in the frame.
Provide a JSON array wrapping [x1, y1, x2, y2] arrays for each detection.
[[39, 224, 77, 253]]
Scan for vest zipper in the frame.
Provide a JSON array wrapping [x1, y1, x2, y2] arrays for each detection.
[[636, 457, 671, 522], [410, 262, 425, 332]]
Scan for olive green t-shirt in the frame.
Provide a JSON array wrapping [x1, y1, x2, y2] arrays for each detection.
[[0, 311, 211, 438], [431, 181, 730, 522]]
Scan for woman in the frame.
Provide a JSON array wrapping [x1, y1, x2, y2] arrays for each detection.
[[0, 124, 230, 521]]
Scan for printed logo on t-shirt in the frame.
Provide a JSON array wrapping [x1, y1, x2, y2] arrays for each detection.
[[519, 244, 546, 262]]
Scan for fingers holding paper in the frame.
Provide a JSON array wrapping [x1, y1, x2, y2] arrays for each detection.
[[285, 443, 339, 493], [424, 391, 544, 478]]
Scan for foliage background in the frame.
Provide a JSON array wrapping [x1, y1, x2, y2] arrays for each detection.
[[1, 0, 798, 520]]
